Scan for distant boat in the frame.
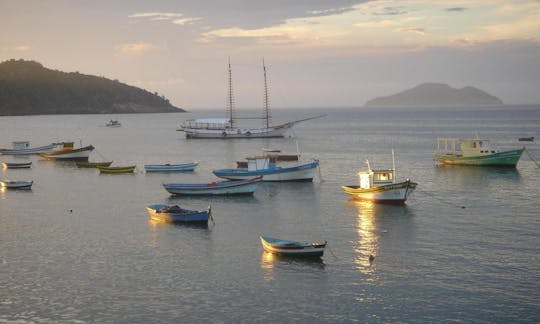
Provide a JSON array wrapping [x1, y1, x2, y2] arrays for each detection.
[[342, 151, 417, 205], [144, 162, 198, 172], [0, 179, 33, 190], [163, 176, 262, 196], [213, 156, 319, 182], [0, 141, 55, 155], [2, 161, 32, 169], [75, 161, 113, 168], [260, 236, 327, 258], [146, 204, 212, 223], [434, 137, 524, 167], [106, 120, 121, 127], [38, 142, 94, 161], [97, 165, 136, 174], [177, 59, 324, 139], [518, 136, 534, 142]]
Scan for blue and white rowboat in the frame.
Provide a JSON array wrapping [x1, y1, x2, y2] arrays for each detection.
[[2, 162, 32, 169], [260, 236, 327, 257], [146, 204, 212, 223], [144, 162, 198, 172], [213, 157, 319, 181], [163, 176, 262, 196]]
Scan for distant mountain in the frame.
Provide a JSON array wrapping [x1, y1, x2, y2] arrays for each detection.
[[365, 83, 503, 107], [0, 59, 184, 115]]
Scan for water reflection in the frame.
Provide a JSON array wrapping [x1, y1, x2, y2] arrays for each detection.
[[349, 200, 379, 274], [434, 165, 521, 188], [260, 251, 326, 282]]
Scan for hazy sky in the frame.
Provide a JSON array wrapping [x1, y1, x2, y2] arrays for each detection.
[[1, 0, 540, 109]]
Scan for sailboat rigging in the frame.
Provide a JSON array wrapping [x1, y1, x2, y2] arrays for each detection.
[[178, 59, 324, 139]]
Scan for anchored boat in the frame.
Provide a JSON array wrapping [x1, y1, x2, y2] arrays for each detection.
[[146, 204, 212, 223], [38, 142, 94, 161], [97, 165, 136, 174], [213, 156, 319, 182], [178, 59, 323, 139], [434, 137, 524, 167], [2, 161, 32, 169], [0, 141, 55, 155], [163, 176, 262, 196], [144, 162, 198, 172], [75, 161, 113, 168], [342, 151, 417, 205], [260, 236, 327, 258], [0, 179, 33, 190]]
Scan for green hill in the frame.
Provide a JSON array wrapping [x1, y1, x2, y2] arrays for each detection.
[[365, 83, 503, 107], [0, 59, 184, 115]]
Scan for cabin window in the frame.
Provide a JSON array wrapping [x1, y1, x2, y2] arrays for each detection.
[[479, 141, 483, 147], [472, 142, 477, 148]]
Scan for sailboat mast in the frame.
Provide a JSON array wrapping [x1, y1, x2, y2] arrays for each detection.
[[263, 58, 271, 128], [227, 58, 235, 129]]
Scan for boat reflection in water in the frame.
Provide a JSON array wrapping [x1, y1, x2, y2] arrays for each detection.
[[260, 250, 325, 282], [350, 200, 380, 275]]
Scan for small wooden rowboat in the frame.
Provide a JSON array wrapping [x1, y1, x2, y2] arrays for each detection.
[[0, 179, 33, 190], [76, 161, 113, 168], [260, 236, 327, 258], [144, 162, 198, 172], [146, 204, 212, 223], [163, 176, 262, 196], [97, 165, 136, 174], [2, 161, 32, 169]]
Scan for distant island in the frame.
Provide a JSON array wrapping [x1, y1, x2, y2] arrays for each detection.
[[0, 59, 184, 116], [365, 83, 503, 107]]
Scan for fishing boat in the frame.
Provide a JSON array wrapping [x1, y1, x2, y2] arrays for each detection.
[[38, 142, 94, 161], [106, 120, 121, 127], [342, 151, 417, 205], [75, 161, 113, 168], [0, 141, 56, 155], [177, 59, 324, 139], [163, 176, 262, 196], [237, 148, 299, 167], [146, 204, 212, 223], [213, 156, 319, 181], [260, 236, 327, 258], [0, 179, 33, 190], [2, 161, 32, 169], [144, 162, 198, 172], [434, 137, 524, 167], [97, 165, 136, 174], [518, 136, 534, 142]]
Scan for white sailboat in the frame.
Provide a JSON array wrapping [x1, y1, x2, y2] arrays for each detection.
[[178, 59, 323, 139]]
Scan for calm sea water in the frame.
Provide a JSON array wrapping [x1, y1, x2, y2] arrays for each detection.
[[1, 106, 539, 322]]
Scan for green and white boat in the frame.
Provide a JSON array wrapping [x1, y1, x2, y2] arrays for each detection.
[[434, 137, 524, 167]]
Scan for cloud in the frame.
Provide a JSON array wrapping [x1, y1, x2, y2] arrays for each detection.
[[446, 7, 468, 12], [115, 42, 158, 56], [372, 6, 407, 16], [396, 27, 427, 36], [129, 11, 201, 26], [13, 45, 32, 52]]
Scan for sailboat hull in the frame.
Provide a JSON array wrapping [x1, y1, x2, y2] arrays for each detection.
[[182, 125, 290, 139]]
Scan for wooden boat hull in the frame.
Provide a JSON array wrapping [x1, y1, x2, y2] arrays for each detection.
[[163, 177, 262, 196], [38, 145, 94, 161], [2, 162, 32, 169], [0, 180, 33, 189], [97, 165, 136, 174], [260, 236, 326, 258], [76, 161, 113, 168], [146, 204, 210, 223], [434, 148, 524, 167], [0, 143, 56, 155], [342, 180, 417, 205], [144, 162, 198, 172], [213, 160, 319, 182]]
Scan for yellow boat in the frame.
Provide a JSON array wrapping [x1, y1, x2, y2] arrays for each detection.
[[97, 165, 136, 174], [76, 161, 113, 168]]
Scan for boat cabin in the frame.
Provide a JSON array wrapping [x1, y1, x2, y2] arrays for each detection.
[[183, 118, 232, 130], [436, 137, 497, 157], [12, 141, 30, 150], [246, 156, 274, 171], [358, 168, 395, 189]]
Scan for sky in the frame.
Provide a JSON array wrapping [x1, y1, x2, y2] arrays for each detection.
[[1, 0, 540, 109]]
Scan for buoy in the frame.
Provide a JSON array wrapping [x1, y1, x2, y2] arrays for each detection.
[[69, 209, 73, 213], [369, 254, 375, 262]]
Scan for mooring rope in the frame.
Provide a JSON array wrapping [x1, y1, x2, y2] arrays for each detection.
[[415, 187, 467, 209], [524, 147, 540, 168]]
